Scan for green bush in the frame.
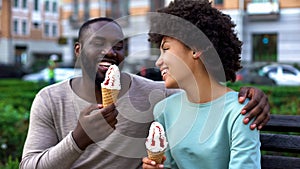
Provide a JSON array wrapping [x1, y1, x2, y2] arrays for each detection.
[[0, 79, 46, 166], [0, 80, 299, 167], [228, 82, 300, 115], [0, 156, 19, 169]]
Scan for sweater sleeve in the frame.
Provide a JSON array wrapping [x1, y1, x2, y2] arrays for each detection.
[[20, 90, 83, 169], [229, 113, 261, 169]]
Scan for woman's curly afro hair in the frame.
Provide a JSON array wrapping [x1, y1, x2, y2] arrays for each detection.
[[149, 0, 242, 82]]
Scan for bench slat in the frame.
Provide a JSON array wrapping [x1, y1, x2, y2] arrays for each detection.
[[260, 115, 300, 169], [262, 155, 300, 169], [262, 115, 300, 132], [260, 133, 300, 153]]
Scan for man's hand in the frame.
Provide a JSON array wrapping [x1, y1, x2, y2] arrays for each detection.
[[238, 87, 270, 130], [72, 104, 118, 150]]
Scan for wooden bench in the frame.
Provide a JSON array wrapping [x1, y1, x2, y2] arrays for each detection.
[[260, 115, 300, 169]]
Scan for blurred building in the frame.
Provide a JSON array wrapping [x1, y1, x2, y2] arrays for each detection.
[[60, 0, 166, 73], [0, 0, 63, 71], [1, 0, 299, 73], [59, 0, 300, 73], [214, 0, 300, 64]]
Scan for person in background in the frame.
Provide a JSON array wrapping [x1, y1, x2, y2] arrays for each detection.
[[20, 17, 269, 169], [47, 54, 59, 84], [143, 0, 262, 168]]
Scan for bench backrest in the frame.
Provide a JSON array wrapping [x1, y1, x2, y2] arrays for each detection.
[[260, 115, 300, 169]]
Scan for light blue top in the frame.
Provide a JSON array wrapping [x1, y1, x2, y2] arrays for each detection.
[[154, 91, 261, 169]]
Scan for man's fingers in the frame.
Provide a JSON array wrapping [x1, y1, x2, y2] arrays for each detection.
[[240, 96, 259, 115], [252, 106, 270, 130], [104, 111, 118, 128], [101, 104, 116, 117], [238, 87, 250, 103], [80, 104, 99, 117], [258, 113, 270, 130]]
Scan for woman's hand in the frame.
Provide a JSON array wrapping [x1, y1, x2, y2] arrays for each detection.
[[142, 157, 166, 169]]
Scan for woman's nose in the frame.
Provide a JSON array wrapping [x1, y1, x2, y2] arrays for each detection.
[[155, 54, 163, 68]]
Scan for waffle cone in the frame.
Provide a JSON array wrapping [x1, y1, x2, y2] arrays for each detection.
[[101, 87, 119, 107], [147, 150, 164, 164]]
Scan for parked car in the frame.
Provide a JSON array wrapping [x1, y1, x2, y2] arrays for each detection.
[[0, 64, 26, 78], [236, 66, 275, 85], [22, 67, 81, 82], [136, 67, 162, 81], [261, 64, 300, 86]]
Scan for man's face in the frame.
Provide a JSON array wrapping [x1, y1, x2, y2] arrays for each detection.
[[79, 21, 125, 86]]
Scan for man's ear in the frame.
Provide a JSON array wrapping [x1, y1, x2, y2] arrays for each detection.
[[74, 42, 81, 57]]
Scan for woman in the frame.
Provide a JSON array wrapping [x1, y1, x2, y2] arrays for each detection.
[[143, 0, 261, 168]]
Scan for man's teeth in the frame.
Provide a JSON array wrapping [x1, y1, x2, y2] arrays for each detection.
[[99, 62, 112, 67], [161, 69, 168, 76]]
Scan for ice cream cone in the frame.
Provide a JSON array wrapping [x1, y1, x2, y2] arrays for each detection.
[[147, 150, 164, 164], [101, 87, 119, 107]]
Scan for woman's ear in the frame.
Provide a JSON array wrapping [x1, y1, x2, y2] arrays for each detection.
[[192, 51, 202, 59]]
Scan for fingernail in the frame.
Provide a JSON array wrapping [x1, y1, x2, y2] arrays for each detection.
[[151, 161, 156, 165], [244, 118, 249, 123], [159, 164, 164, 168], [251, 124, 256, 129], [97, 104, 103, 109], [258, 125, 262, 130], [241, 110, 246, 114]]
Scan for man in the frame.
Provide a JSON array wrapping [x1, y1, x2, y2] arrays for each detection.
[[20, 17, 270, 169]]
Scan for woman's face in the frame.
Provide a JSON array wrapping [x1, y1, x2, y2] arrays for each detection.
[[155, 37, 196, 88]]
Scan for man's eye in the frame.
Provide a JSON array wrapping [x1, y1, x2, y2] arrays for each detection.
[[162, 47, 169, 51], [94, 42, 105, 46], [113, 45, 123, 51]]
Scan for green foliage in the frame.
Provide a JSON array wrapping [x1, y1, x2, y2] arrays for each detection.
[[227, 82, 300, 115], [0, 80, 299, 166], [0, 156, 19, 169], [0, 80, 46, 166]]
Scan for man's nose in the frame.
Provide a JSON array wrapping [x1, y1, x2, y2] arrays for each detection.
[[101, 48, 117, 57]]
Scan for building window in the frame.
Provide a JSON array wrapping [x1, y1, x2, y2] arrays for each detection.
[[34, 0, 39, 11], [22, 20, 27, 35], [214, 0, 223, 5], [252, 33, 277, 62], [45, 0, 50, 12], [22, 0, 27, 8], [53, 1, 57, 13], [252, 0, 270, 3], [52, 24, 57, 37], [110, 0, 129, 19], [13, 0, 19, 8], [13, 19, 18, 34], [44, 23, 50, 37], [33, 22, 40, 28], [150, 0, 164, 12]]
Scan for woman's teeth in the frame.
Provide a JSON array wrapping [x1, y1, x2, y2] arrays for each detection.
[[161, 69, 168, 76]]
